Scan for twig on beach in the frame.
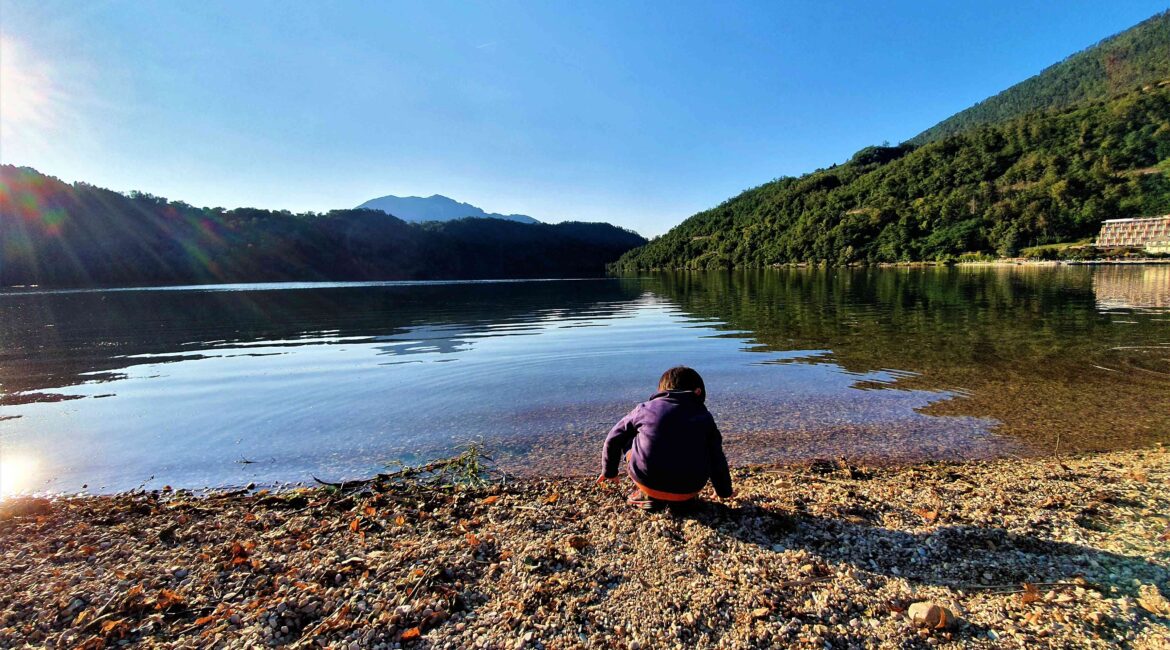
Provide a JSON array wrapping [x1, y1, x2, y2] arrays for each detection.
[[959, 581, 1097, 594], [774, 576, 834, 588], [312, 475, 369, 490], [761, 469, 855, 486], [401, 565, 436, 606]]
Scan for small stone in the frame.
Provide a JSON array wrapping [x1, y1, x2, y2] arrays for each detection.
[[908, 602, 958, 630]]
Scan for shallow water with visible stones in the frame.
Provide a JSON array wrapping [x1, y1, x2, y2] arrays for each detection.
[[1, 266, 1167, 494]]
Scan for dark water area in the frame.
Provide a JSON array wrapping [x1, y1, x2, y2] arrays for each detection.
[[1, 267, 1167, 495]]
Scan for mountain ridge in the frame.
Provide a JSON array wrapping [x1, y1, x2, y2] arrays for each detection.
[[357, 193, 539, 224], [0, 166, 645, 287], [614, 82, 1170, 269], [910, 10, 1170, 145], [614, 11, 1170, 270]]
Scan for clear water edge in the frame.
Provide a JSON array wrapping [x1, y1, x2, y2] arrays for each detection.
[[1, 266, 1167, 497]]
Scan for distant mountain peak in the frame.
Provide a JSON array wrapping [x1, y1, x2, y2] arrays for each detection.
[[356, 193, 539, 224]]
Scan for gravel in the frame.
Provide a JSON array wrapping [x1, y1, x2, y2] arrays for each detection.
[[1, 446, 1168, 649]]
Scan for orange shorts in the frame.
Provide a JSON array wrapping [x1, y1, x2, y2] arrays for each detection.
[[626, 451, 699, 501]]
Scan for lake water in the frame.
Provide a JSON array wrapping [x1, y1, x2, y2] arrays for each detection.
[[1, 266, 1168, 495]]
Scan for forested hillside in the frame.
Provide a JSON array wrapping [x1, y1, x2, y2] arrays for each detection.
[[615, 83, 1170, 270], [911, 11, 1170, 144], [0, 167, 646, 287]]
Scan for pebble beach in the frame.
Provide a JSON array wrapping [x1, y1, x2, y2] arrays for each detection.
[[1, 447, 1168, 649]]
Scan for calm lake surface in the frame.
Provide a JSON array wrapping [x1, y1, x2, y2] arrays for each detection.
[[1, 266, 1168, 495]]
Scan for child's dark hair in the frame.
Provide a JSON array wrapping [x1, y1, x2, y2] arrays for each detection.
[[658, 366, 705, 397]]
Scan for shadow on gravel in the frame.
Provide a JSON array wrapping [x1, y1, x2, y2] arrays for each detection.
[[651, 498, 1169, 645], [675, 499, 1169, 596]]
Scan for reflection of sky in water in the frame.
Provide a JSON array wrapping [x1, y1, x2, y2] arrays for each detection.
[[3, 266, 1167, 496], [0, 289, 996, 495]]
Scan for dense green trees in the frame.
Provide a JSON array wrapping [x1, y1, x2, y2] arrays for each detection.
[[0, 167, 646, 287], [615, 83, 1170, 270], [910, 11, 1170, 144]]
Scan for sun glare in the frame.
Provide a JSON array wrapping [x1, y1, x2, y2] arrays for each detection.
[[0, 36, 60, 140], [0, 455, 39, 499]]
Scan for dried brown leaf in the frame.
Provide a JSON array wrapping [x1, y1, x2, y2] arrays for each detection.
[[565, 535, 589, 550], [911, 508, 939, 524], [1021, 582, 1041, 605], [155, 589, 185, 610]]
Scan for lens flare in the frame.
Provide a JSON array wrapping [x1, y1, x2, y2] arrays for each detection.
[[0, 36, 63, 145], [0, 455, 39, 499]]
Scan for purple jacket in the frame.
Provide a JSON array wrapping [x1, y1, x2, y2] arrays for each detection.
[[602, 390, 733, 498]]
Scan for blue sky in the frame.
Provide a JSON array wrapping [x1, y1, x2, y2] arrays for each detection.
[[1, 1, 1166, 235]]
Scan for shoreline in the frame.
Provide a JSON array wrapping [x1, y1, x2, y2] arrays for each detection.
[[616, 259, 1170, 272], [2, 447, 1168, 648]]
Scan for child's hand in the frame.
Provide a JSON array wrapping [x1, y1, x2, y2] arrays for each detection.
[[596, 473, 620, 486]]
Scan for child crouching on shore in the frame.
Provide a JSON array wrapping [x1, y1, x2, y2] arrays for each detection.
[[598, 366, 734, 509]]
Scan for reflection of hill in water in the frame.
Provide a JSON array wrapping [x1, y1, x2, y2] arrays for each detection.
[[643, 267, 1170, 454], [0, 280, 644, 404], [1093, 265, 1170, 310]]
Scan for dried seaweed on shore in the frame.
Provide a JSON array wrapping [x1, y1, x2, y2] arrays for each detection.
[[313, 443, 508, 492], [1, 447, 1168, 649]]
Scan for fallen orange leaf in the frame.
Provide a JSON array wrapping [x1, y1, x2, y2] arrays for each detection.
[[155, 588, 185, 610], [401, 627, 421, 641], [911, 508, 939, 523]]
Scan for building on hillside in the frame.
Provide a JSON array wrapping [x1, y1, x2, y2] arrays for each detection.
[[1094, 215, 1170, 250]]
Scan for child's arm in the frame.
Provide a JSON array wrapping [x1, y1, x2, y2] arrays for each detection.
[[708, 423, 734, 498], [600, 409, 639, 479]]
